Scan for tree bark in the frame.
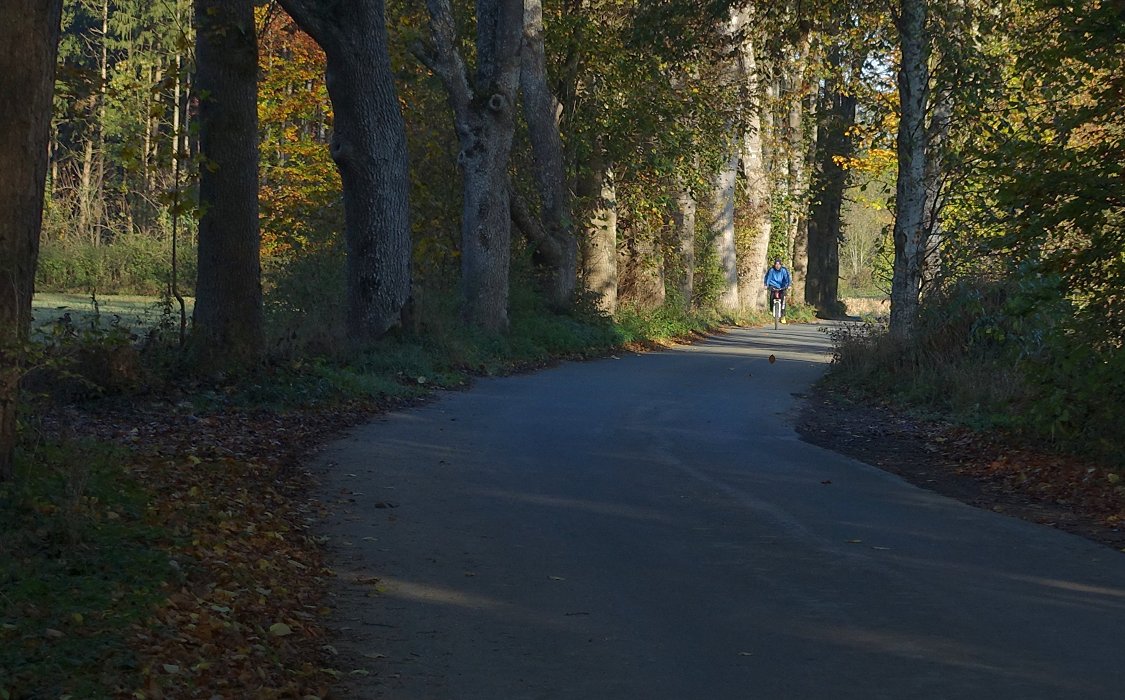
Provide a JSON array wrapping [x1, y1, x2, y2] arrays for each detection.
[[192, 0, 264, 368], [278, 0, 412, 342], [806, 47, 856, 317], [422, 0, 524, 331], [921, 82, 952, 294], [710, 146, 741, 313], [578, 152, 617, 314], [739, 37, 772, 311], [707, 7, 747, 315], [519, 0, 576, 309], [672, 182, 696, 308], [889, 0, 930, 340], [0, 0, 63, 480], [783, 30, 814, 300]]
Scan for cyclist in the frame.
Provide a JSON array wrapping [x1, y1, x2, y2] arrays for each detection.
[[763, 258, 792, 323]]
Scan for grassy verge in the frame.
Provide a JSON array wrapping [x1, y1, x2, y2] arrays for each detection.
[[1, 441, 172, 699], [32, 293, 194, 333]]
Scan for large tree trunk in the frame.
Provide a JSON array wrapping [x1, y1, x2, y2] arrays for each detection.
[[278, 0, 412, 342], [710, 146, 741, 313], [889, 0, 930, 340], [423, 0, 523, 332], [708, 7, 746, 315], [519, 0, 576, 309], [739, 37, 772, 311], [806, 47, 856, 317], [782, 31, 814, 300], [0, 0, 63, 480], [578, 154, 617, 314], [192, 0, 264, 369]]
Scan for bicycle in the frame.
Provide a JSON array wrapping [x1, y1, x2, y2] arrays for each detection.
[[769, 287, 784, 329]]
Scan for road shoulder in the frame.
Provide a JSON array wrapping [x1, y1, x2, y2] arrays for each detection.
[[797, 383, 1125, 552]]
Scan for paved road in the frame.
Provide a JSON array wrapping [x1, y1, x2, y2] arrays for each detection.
[[313, 324, 1125, 699]]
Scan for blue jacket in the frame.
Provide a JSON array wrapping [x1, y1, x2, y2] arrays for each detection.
[[764, 266, 791, 290]]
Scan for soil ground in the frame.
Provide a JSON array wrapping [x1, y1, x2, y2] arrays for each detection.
[[797, 383, 1125, 552]]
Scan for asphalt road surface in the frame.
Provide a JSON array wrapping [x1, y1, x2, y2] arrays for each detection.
[[313, 324, 1125, 699]]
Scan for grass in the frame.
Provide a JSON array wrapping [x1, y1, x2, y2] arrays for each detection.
[[0, 440, 173, 699], [32, 293, 193, 333]]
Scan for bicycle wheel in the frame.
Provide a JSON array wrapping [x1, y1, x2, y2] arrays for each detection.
[[773, 299, 780, 330]]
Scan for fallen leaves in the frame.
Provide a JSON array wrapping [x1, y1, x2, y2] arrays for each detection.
[[799, 388, 1125, 548], [31, 400, 376, 699]]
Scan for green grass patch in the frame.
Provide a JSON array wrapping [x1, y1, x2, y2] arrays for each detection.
[[0, 440, 173, 699], [32, 293, 193, 333]]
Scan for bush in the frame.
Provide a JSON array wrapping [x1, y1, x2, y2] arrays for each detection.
[[827, 276, 1123, 466], [36, 235, 197, 297]]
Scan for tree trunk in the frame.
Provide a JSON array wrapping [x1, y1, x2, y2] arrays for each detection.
[[710, 146, 741, 313], [578, 154, 617, 314], [0, 0, 63, 480], [921, 83, 952, 294], [782, 30, 814, 300], [671, 183, 696, 308], [806, 47, 856, 317], [889, 0, 930, 340], [192, 0, 264, 369], [278, 0, 412, 342], [707, 7, 746, 315], [739, 37, 772, 311], [423, 0, 523, 331], [519, 0, 576, 309]]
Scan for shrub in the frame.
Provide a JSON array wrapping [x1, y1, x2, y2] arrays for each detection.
[[36, 235, 197, 297]]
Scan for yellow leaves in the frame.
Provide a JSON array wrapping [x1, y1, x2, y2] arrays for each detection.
[[834, 148, 897, 175]]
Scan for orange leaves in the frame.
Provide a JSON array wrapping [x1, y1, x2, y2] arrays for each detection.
[[41, 400, 372, 698]]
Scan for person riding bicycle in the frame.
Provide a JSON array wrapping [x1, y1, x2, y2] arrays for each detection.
[[763, 258, 792, 322]]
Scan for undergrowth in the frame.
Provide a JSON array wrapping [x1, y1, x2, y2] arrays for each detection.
[[825, 278, 1124, 468]]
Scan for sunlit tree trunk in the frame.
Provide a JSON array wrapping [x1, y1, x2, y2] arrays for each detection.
[[0, 0, 63, 480], [710, 145, 741, 313], [889, 0, 930, 340], [192, 0, 264, 368], [739, 37, 772, 311], [783, 30, 814, 299], [279, 0, 412, 342], [708, 7, 746, 314], [578, 151, 617, 314]]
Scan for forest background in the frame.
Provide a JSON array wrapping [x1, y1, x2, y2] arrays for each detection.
[[0, 0, 1122, 696]]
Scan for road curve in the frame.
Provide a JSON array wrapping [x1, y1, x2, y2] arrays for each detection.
[[312, 324, 1125, 699]]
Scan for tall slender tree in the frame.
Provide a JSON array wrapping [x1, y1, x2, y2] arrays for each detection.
[[738, 33, 773, 311], [515, 0, 577, 310], [889, 0, 930, 339], [806, 42, 858, 316], [0, 0, 64, 479], [192, 0, 264, 368], [277, 0, 412, 342]]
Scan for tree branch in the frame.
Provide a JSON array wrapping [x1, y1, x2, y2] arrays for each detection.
[[509, 181, 562, 263]]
